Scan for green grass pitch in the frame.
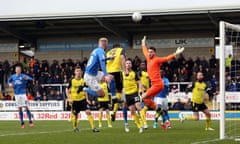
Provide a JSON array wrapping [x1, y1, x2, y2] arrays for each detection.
[[0, 120, 238, 144]]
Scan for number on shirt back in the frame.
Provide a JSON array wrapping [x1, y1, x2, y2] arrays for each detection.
[[86, 55, 94, 67]]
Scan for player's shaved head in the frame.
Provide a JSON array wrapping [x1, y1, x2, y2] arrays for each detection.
[[98, 37, 108, 50]]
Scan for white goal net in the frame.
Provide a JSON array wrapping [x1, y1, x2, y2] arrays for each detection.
[[219, 21, 240, 141]]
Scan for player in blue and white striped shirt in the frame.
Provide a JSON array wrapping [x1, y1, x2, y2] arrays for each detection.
[[83, 37, 113, 97], [8, 64, 34, 129]]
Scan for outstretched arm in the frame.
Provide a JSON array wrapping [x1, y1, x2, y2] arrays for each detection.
[[141, 36, 148, 59], [156, 53, 176, 63]]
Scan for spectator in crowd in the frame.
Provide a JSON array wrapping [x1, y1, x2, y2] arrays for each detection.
[[200, 56, 209, 69], [225, 75, 232, 91], [47, 89, 56, 100], [225, 54, 233, 71], [27, 92, 34, 101], [53, 74, 63, 84], [230, 81, 238, 91], [184, 98, 192, 110], [42, 92, 48, 101], [0, 63, 4, 91], [210, 74, 217, 94], [132, 55, 142, 71], [29, 56, 35, 68], [4, 92, 12, 100], [55, 90, 63, 100], [21, 57, 28, 69], [63, 74, 69, 84], [35, 91, 42, 101], [209, 55, 217, 74], [3, 59, 10, 88], [172, 98, 184, 110]]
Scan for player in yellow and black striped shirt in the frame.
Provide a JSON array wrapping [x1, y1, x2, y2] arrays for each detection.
[[179, 72, 214, 131], [66, 66, 99, 132]]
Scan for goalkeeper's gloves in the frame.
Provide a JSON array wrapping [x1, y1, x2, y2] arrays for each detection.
[[142, 36, 147, 46], [175, 47, 185, 55]]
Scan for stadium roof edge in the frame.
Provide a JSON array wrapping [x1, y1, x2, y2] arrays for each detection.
[[0, 8, 240, 22]]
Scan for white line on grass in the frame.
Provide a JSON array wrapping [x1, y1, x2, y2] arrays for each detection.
[[0, 128, 92, 137], [0, 125, 131, 137], [191, 138, 221, 144]]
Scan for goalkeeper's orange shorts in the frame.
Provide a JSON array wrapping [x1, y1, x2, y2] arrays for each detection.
[[143, 80, 164, 110]]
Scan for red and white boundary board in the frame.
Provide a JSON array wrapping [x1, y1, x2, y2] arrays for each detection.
[[0, 111, 229, 121]]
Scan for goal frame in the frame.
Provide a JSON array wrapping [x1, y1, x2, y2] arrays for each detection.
[[219, 21, 240, 140]]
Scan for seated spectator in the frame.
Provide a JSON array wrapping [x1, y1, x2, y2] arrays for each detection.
[[4, 92, 12, 100], [42, 92, 48, 101], [55, 90, 63, 100], [27, 92, 34, 101], [47, 89, 56, 100], [172, 98, 184, 110], [171, 85, 179, 94], [35, 91, 42, 101], [184, 98, 192, 110]]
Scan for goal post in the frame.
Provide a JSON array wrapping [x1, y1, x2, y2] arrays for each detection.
[[219, 21, 225, 140], [219, 21, 240, 140]]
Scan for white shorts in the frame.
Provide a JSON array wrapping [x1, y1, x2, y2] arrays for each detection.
[[15, 94, 28, 107], [84, 71, 104, 91], [154, 97, 168, 110]]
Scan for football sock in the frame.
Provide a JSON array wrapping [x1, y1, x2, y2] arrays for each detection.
[[109, 79, 116, 97], [206, 115, 211, 128], [106, 113, 111, 126], [26, 110, 32, 122], [87, 115, 95, 129], [122, 107, 128, 124], [19, 111, 24, 124], [140, 109, 147, 125], [72, 114, 78, 129], [133, 113, 142, 129], [98, 112, 103, 126]]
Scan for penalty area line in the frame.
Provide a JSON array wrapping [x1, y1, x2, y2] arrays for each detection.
[[190, 138, 221, 144]]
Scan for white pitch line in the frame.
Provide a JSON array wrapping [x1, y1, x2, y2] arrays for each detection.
[[0, 128, 92, 137], [190, 137, 238, 144], [0, 125, 130, 137], [190, 138, 221, 144]]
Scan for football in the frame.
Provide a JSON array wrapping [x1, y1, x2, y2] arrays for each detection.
[[132, 12, 142, 22]]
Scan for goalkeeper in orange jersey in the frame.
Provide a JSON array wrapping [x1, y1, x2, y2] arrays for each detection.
[[141, 36, 184, 116]]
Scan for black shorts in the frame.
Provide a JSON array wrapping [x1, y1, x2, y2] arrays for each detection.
[[72, 99, 88, 114], [110, 72, 123, 91], [98, 101, 110, 110], [126, 92, 141, 106], [191, 102, 208, 112]]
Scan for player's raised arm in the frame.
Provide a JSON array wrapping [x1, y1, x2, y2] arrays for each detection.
[[141, 36, 148, 59], [155, 46, 185, 63]]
